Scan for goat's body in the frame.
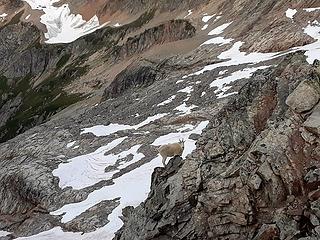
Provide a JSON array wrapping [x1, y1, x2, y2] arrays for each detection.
[[158, 143, 184, 166]]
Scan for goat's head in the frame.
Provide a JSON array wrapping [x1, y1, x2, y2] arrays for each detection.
[[179, 139, 185, 148]]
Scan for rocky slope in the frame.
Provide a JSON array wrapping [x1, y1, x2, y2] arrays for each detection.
[[0, 9, 194, 143], [0, 0, 320, 239], [115, 52, 320, 240]]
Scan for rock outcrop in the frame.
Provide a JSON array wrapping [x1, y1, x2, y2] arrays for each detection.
[[103, 61, 166, 100]]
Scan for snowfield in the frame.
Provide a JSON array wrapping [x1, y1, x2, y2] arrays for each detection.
[[48, 120, 208, 239], [17, 110, 208, 240], [23, 0, 104, 43]]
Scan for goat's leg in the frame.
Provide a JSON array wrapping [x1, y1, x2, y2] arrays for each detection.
[[162, 156, 167, 167]]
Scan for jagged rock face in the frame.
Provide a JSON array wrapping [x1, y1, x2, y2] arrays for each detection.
[[109, 20, 196, 62], [0, 22, 41, 78], [103, 61, 165, 100], [115, 53, 320, 240]]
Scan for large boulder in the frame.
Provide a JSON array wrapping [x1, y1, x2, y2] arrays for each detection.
[[286, 79, 320, 113]]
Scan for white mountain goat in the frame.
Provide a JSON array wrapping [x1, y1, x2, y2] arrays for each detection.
[[158, 139, 185, 166]]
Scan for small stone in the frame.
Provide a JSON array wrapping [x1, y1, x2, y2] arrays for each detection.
[[207, 143, 225, 158], [207, 231, 214, 238], [304, 168, 320, 183], [299, 127, 316, 144], [249, 174, 262, 190], [310, 214, 320, 226], [258, 161, 274, 181], [287, 195, 295, 204]]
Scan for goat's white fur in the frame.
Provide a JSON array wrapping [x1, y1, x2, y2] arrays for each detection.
[[158, 139, 185, 166]]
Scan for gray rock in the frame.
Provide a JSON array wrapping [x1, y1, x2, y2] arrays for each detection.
[[252, 224, 279, 240], [286, 79, 320, 113], [249, 174, 262, 190], [310, 214, 320, 226], [304, 168, 320, 183], [304, 103, 320, 135], [314, 226, 320, 236]]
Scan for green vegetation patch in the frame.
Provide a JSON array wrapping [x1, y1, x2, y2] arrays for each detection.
[[0, 75, 8, 91], [0, 60, 88, 143]]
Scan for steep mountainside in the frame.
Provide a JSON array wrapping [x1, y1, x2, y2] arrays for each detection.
[[0, 0, 319, 239]]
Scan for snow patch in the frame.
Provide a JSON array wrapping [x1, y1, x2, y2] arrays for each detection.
[[299, 20, 320, 64], [211, 66, 270, 98], [157, 95, 176, 106], [51, 155, 163, 238], [81, 114, 167, 137], [184, 9, 193, 18], [174, 102, 197, 115], [190, 17, 320, 82], [201, 36, 232, 46], [186, 41, 279, 77], [202, 24, 209, 30], [66, 141, 76, 148], [0, 13, 8, 18], [303, 7, 320, 12], [208, 22, 232, 35], [219, 70, 228, 75], [286, 8, 297, 20], [0, 231, 10, 237], [202, 15, 214, 23], [176, 80, 184, 84], [178, 86, 193, 94], [53, 137, 146, 190], [0, 13, 8, 21]]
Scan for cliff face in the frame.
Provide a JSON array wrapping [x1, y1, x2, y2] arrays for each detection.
[[116, 52, 320, 240], [0, 0, 320, 239]]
